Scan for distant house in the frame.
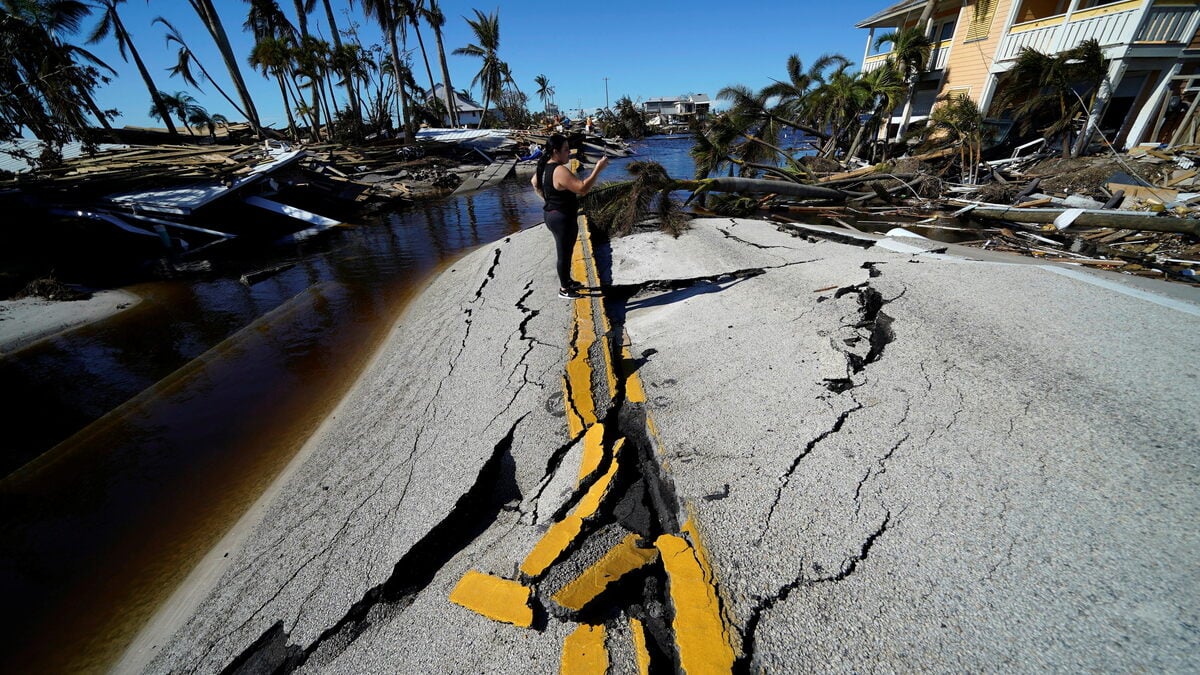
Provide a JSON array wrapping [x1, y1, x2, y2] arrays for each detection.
[[641, 94, 711, 125], [856, 0, 1200, 149], [426, 84, 490, 128]]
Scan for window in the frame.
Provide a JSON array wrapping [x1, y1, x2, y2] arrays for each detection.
[[939, 20, 956, 42], [965, 0, 996, 42]]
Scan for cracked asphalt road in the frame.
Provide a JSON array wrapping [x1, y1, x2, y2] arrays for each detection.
[[127, 217, 1200, 674], [610, 218, 1200, 673]]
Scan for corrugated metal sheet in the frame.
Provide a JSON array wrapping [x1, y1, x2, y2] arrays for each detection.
[[0, 140, 129, 174]]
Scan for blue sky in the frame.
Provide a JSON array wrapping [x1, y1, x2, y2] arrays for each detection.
[[84, 1, 882, 129]]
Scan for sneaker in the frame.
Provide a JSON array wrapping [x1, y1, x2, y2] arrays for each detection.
[[558, 287, 582, 299]]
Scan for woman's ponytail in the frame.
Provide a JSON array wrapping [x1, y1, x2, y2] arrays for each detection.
[[535, 133, 569, 192], [535, 145, 551, 192]]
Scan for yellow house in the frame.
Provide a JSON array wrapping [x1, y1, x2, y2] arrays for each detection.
[[857, 0, 1200, 148]]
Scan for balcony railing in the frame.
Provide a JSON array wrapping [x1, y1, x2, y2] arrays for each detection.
[[1137, 4, 1197, 43], [862, 53, 890, 73], [997, 0, 1142, 61], [860, 39, 952, 74]]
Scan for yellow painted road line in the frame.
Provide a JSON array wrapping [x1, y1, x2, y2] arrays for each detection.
[[564, 299, 597, 437], [449, 570, 534, 628], [577, 422, 606, 485], [629, 618, 652, 675], [620, 342, 647, 405], [520, 438, 626, 578], [552, 533, 658, 612], [578, 216, 619, 398], [560, 623, 608, 675], [655, 533, 738, 674]]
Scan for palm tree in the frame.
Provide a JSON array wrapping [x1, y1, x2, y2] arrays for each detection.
[[185, 0, 262, 135], [809, 64, 871, 157], [452, 8, 505, 128], [534, 73, 554, 113], [930, 92, 986, 183], [156, 18, 254, 128], [151, 90, 205, 135], [846, 65, 906, 160], [361, 0, 416, 138], [249, 35, 299, 139], [1, 0, 117, 144], [319, 0, 362, 127], [87, 0, 178, 136], [999, 39, 1107, 158], [716, 84, 818, 173], [402, 0, 437, 99], [423, 0, 456, 126], [761, 53, 849, 126], [290, 0, 312, 37], [874, 26, 932, 139]]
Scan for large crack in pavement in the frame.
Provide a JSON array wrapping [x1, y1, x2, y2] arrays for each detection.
[[734, 512, 892, 675], [220, 416, 526, 675]]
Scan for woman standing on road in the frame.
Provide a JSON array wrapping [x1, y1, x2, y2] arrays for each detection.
[[531, 134, 609, 298]]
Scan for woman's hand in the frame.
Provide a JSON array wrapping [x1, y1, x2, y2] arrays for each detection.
[[595, 156, 610, 172]]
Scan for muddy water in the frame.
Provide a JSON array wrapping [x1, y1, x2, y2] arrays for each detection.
[[0, 137, 697, 673]]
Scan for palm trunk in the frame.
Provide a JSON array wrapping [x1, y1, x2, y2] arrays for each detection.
[[321, 0, 361, 125], [189, 0, 262, 135], [115, 14, 177, 136], [433, 27, 457, 126], [412, 22, 437, 98], [292, 0, 309, 37], [276, 73, 299, 140], [386, 29, 412, 139]]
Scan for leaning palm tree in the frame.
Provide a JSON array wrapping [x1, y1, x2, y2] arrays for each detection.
[[995, 38, 1106, 158], [583, 160, 847, 238], [156, 18, 253, 127], [808, 64, 870, 157], [846, 64, 906, 160], [318, 0, 362, 127], [534, 73, 554, 113], [361, 0, 416, 137], [874, 26, 932, 138], [401, 0, 437, 99], [423, 0, 456, 125], [930, 92, 987, 183], [452, 8, 505, 128], [249, 36, 299, 139], [716, 84, 815, 175], [184, 0, 262, 135], [1, 0, 119, 144], [88, 0, 178, 136]]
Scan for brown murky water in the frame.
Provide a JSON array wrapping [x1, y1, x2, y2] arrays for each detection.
[[0, 139, 701, 673]]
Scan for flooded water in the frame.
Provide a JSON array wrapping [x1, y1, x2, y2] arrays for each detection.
[[0, 136, 699, 673]]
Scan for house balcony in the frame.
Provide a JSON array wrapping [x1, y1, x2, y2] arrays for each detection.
[[860, 39, 953, 74], [996, 0, 1199, 63]]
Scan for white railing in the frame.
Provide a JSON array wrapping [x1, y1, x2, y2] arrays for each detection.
[[998, 21, 1060, 60], [931, 40, 952, 70], [998, 5, 1141, 61], [861, 54, 890, 73], [1137, 5, 1197, 43]]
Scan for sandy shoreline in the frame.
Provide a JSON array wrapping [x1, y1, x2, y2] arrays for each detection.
[[0, 290, 141, 356]]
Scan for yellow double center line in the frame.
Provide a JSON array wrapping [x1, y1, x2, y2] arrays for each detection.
[[451, 216, 737, 674]]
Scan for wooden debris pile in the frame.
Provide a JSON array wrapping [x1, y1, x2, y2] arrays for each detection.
[[299, 143, 464, 199], [753, 144, 1200, 284], [3, 144, 278, 199]]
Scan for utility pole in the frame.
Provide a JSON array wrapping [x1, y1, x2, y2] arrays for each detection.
[[604, 77, 610, 110]]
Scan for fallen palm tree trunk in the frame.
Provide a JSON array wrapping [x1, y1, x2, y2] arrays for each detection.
[[964, 205, 1200, 237], [679, 177, 846, 201]]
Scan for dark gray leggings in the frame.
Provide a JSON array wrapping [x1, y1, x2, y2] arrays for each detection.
[[544, 209, 578, 289]]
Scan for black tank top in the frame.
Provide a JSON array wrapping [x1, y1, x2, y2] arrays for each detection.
[[541, 162, 578, 213]]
